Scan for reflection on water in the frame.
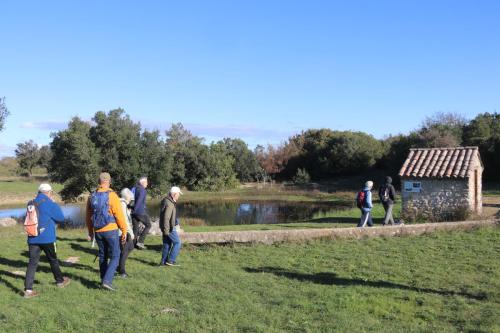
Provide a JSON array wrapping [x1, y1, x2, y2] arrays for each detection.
[[0, 205, 87, 228], [0, 201, 349, 228]]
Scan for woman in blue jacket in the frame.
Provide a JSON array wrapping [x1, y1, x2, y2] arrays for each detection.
[[357, 181, 374, 227], [24, 183, 71, 298]]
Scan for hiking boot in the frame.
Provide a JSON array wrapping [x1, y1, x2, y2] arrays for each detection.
[[23, 290, 39, 299], [101, 283, 116, 291], [57, 277, 71, 288], [135, 242, 146, 250], [165, 262, 180, 267]]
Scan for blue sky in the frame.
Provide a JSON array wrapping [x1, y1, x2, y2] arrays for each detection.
[[1, 0, 499, 156]]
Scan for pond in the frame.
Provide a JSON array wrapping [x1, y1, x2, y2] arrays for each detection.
[[0, 200, 351, 228]]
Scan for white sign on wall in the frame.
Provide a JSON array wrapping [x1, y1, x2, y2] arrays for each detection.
[[404, 181, 422, 193]]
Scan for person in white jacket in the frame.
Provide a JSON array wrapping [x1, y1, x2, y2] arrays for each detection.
[[117, 188, 135, 278]]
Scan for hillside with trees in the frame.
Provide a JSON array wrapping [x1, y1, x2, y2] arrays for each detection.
[[11, 109, 500, 200]]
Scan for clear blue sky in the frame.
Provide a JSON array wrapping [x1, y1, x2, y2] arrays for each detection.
[[1, 0, 499, 157]]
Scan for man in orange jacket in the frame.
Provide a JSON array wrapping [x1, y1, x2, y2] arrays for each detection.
[[86, 172, 127, 291]]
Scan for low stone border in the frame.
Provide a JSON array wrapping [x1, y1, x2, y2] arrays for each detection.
[[180, 219, 499, 245], [0, 217, 17, 228]]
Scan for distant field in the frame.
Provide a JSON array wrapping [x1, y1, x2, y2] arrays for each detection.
[[0, 225, 498, 332], [0, 180, 63, 194]]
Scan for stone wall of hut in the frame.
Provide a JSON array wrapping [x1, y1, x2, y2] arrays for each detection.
[[401, 178, 472, 220]]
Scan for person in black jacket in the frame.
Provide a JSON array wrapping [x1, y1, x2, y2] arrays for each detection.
[[132, 177, 151, 249], [378, 176, 396, 226]]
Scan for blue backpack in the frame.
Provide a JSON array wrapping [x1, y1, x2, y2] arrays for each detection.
[[90, 191, 116, 229]]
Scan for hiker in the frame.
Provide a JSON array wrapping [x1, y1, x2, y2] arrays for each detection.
[[117, 188, 135, 278], [379, 176, 397, 226], [86, 172, 127, 291], [357, 181, 374, 227], [159, 186, 183, 266], [24, 183, 70, 298], [132, 176, 151, 250]]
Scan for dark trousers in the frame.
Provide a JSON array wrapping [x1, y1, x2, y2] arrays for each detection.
[[118, 235, 134, 274], [132, 214, 151, 244], [25, 243, 64, 290]]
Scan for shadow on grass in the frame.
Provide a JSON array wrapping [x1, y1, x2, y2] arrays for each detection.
[[58, 237, 88, 243], [299, 217, 360, 224], [0, 256, 100, 291], [128, 256, 159, 266], [69, 243, 98, 257], [244, 267, 488, 301], [0, 269, 36, 294]]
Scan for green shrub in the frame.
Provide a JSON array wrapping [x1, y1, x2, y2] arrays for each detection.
[[293, 168, 311, 184]]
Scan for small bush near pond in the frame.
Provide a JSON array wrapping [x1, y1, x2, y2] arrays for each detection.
[[293, 168, 311, 184]]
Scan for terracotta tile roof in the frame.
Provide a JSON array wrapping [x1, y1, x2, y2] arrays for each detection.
[[399, 147, 480, 179]]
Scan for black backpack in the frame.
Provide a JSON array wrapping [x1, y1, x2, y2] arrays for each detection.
[[381, 186, 390, 202]]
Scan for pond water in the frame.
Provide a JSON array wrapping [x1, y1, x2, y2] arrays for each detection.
[[0, 201, 350, 228]]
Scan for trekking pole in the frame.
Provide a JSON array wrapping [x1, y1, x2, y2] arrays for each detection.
[[91, 231, 98, 263]]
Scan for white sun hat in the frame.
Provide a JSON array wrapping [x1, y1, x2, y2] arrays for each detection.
[[38, 183, 52, 192], [170, 186, 183, 195]]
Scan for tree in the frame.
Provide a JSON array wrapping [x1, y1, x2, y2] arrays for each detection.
[[165, 124, 238, 191], [48, 117, 100, 200], [325, 131, 384, 176], [90, 109, 142, 191], [463, 112, 500, 181], [292, 168, 311, 184], [417, 112, 466, 148], [214, 138, 261, 182], [281, 129, 384, 179], [38, 145, 52, 169], [254, 140, 300, 180], [15, 140, 40, 177], [139, 130, 173, 197], [379, 132, 422, 176], [193, 143, 238, 191], [0, 97, 9, 132], [165, 123, 204, 188]]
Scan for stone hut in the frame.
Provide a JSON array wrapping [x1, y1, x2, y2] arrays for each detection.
[[398, 147, 483, 220]]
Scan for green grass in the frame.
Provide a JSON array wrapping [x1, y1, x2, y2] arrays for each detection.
[[0, 180, 63, 194], [0, 226, 499, 332], [484, 189, 500, 196]]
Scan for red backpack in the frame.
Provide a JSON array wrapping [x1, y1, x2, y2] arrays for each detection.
[[356, 190, 366, 209]]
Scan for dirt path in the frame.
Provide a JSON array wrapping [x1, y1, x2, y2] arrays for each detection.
[[180, 219, 499, 244], [483, 195, 500, 218]]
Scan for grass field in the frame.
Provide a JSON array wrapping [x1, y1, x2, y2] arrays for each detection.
[[0, 225, 499, 332]]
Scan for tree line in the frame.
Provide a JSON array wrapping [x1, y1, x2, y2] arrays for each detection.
[[13, 109, 499, 199], [257, 112, 499, 183]]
